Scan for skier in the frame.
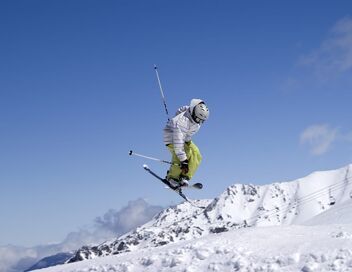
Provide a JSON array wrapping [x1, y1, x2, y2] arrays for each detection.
[[163, 99, 210, 187]]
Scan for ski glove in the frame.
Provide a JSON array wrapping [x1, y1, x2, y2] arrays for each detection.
[[180, 160, 189, 174]]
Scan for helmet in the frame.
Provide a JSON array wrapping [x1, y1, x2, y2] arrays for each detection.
[[192, 102, 209, 124]]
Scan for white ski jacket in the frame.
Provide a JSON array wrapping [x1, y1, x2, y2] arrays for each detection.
[[163, 99, 203, 162]]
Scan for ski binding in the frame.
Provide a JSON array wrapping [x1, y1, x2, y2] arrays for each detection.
[[143, 164, 204, 209]]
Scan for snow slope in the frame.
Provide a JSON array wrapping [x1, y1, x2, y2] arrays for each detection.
[[37, 224, 352, 272], [305, 199, 352, 226], [36, 164, 352, 271], [67, 164, 352, 262]]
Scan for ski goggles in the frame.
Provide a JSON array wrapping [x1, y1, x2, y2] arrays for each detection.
[[191, 111, 206, 124]]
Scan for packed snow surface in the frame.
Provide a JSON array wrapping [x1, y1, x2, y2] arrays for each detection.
[[37, 223, 352, 272]]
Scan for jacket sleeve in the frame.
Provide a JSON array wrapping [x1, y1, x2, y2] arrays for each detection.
[[184, 134, 192, 143], [172, 122, 187, 162], [175, 106, 189, 116]]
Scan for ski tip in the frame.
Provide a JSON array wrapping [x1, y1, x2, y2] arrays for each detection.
[[143, 164, 149, 170], [193, 183, 203, 189]]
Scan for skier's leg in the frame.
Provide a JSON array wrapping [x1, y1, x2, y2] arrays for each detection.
[[166, 144, 182, 180], [183, 141, 202, 180]]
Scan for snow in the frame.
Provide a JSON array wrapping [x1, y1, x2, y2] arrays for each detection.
[[35, 164, 352, 272], [305, 199, 352, 226], [36, 224, 352, 272]]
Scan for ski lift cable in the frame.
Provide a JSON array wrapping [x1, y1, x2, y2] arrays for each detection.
[[250, 176, 352, 225], [253, 185, 348, 226], [148, 175, 352, 231], [251, 177, 352, 225]]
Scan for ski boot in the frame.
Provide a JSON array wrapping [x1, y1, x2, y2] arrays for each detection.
[[178, 174, 190, 187], [166, 174, 189, 190]]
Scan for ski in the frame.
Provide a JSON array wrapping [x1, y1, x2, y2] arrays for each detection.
[[191, 182, 203, 189], [165, 182, 203, 190], [143, 164, 204, 209]]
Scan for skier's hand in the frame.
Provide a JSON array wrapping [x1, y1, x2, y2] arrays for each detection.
[[180, 160, 189, 174]]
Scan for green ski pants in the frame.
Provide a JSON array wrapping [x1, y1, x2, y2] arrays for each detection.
[[166, 141, 202, 181]]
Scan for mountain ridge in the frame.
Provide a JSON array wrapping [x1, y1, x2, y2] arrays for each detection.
[[67, 164, 352, 263]]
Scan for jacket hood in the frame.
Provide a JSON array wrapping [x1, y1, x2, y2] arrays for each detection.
[[189, 98, 204, 112]]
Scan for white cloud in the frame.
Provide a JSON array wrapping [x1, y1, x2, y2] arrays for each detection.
[[300, 17, 352, 79], [0, 246, 38, 272], [94, 198, 163, 235], [1, 199, 163, 272], [63, 199, 162, 252], [300, 124, 338, 155]]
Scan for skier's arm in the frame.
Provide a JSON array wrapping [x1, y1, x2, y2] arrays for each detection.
[[175, 106, 189, 116]]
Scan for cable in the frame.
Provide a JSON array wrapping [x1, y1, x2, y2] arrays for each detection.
[[249, 176, 352, 226]]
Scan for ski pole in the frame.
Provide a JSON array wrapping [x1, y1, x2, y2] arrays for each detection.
[[154, 65, 170, 121], [129, 150, 179, 166]]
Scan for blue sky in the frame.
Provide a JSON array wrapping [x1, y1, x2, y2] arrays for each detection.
[[1, 0, 352, 247]]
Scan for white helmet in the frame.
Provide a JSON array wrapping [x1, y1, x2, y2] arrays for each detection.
[[192, 102, 209, 124]]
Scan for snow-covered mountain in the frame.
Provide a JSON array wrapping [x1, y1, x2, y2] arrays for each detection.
[[24, 253, 74, 272], [67, 164, 352, 263]]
